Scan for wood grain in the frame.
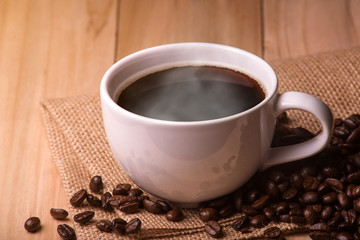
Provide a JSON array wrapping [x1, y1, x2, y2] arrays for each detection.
[[0, 0, 116, 239], [1, 0, 359, 239], [263, 0, 360, 61], [116, 0, 262, 59]]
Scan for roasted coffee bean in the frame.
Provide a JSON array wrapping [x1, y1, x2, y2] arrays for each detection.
[[321, 205, 334, 221], [218, 204, 234, 218], [334, 126, 350, 140], [70, 189, 87, 207], [112, 186, 128, 196], [269, 170, 286, 184], [317, 182, 332, 195], [232, 190, 244, 212], [310, 222, 330, 232], [275, 202, 290, 214], [241, 205, 260, 216], [24, 217, 41, 232], [265, 180, 280, 200], [300, 166, 317, 177], [112, 218, 127, 234], [352, 186, 360, 198], [251, 195, 270, 210], [89, 175, 103, 193], [101, 192, 113, 211], [336, 232, 354, 240], [204, 220, 222, 238], [250, 214, 269, 228], [282, 187, 297, 201], [277, 181, 290, 193], [310, 204, 323, 213], [303, 176, 320, 191], [166, 209, 183, 222], [290, 173, 303, 189], [143, 199, 163, 214], [344, 116, 360, 129], [341, 209, 357, 224], [87, 194, 101, 207], [50, 208, 69, 220], [325, 178, 344, 191], [321, 165, 340, 178], [96, 219, 113, 232], [346, 171, 360, 184], [263, 207, 277, 221], [278, 214, 291, 223], [199, 207, 218, 222], [57, 224, 76, 239], [156, 200, 172, 213], [119, 201, 140, 214], [73, 211, 95, 224], [303, 206, 320, 225], [302, 191, 320, 204], [346, 127, 360, 144], [125, 218, 141, 234], [322, 192, 338, 205], [327, 211, 341, 229], [246, 189, 261, 203], [353, 198, 360, 212], [231, 215, 249, 231], [263, 226, 282, 238], [309, 231, 331, 240], [128, 188, 143, 197], [337, 192, 351, 209]]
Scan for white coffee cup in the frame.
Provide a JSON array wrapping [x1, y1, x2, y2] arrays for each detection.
[[100, 43, 333, 205]]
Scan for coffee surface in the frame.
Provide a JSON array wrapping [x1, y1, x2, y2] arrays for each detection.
[[117, 66, 265, 121]]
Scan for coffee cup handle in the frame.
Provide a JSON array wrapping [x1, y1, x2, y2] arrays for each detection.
[[261, 91, 334, 170]]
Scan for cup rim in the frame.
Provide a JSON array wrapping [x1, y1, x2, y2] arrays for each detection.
[[100, 42, 278, 126]]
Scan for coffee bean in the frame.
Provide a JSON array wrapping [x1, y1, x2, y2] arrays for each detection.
[[302, 191, 320, 204], [96, 219, 113, 232], [24, 217, 41, 232], [317, 182, 332, 195], [73, 211, 94, 224], [334, 126, 350, 140], [116, 183, 131, 192], [341, 209, 357, 224], [218, 204, 234, 218], [322, 192, 338, 205], [275, 202, 290, 214], [87, 194, 101, 207], [344, 116, 360, 129], [263, 226, 282, 238], [310, 222, 330, 232], [353, 186, 360, 198], [50, 208, 69, 220], [263, 207, 277, 221], [113, 186, 128, 195], [321, 165, 340, 178], [231, 215, 249, 231], [336, 232, 354, 240], [303, 206, 320, 225], [325, 178, 344, 191], [57, 224, 76, 239], [346, 171, 360, 184], [269, 170, 286, 184], [251, 195, 270, 210], [346, 127, 360, 144], [204, 220, 222, 238], [207, 195, 231, 208], [321, 205, 334, 221], [277, 181, 290, 193], [250, 214, 269, 228], [309, 231, 331, 240], [143, 199, 163, 214], [303, 176, 320, 191], [290, 215, 306, 225], [199, 207, 218, 222], [166, 209, 183, 222], [70, 189, 87, 207], [278, 214, 291, 223], [327, 211, 341, 229], [337, 192, 351, 209], [232, 190, 243, 212], [156, 200, 172, 213], [119, 201, 140, 214], [128, 188, 143, 197], [265, 180, 280, 200], [101, 192, 113, 211], [353, 198, 360, 212], [290, 173, 303, 189], [300, 166, 317, 177], [246, 189, 261, 203], [125, 218, 141, 234], [89, 175, 103, 193], [112, 218, 127, 234], [282, 187, 298, 201], [241, 205, 260, 216]]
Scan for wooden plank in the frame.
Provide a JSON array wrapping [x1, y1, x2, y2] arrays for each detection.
[[0, 0, 116, 239], [263, 0, 360, 61], [116, 0, 262, 59]]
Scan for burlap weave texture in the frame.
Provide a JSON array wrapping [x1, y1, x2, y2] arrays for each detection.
[[41, 47, 360, 239]]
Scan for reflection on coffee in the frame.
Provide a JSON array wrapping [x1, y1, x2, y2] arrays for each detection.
[[117, 65, 265, 121]]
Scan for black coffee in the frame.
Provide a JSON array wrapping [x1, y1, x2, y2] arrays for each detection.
[[117, 65, 265, 121]]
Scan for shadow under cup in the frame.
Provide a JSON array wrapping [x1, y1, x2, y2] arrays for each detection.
[[100, 43, 279, 205]]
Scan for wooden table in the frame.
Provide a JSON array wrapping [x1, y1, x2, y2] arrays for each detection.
[[1, 0, 360, 239]]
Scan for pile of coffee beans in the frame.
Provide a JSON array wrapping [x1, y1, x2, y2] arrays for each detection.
[[26, 113, 360, 239]]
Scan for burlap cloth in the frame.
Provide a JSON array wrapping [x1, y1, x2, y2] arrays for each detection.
[[41, 47, 360, 239]]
